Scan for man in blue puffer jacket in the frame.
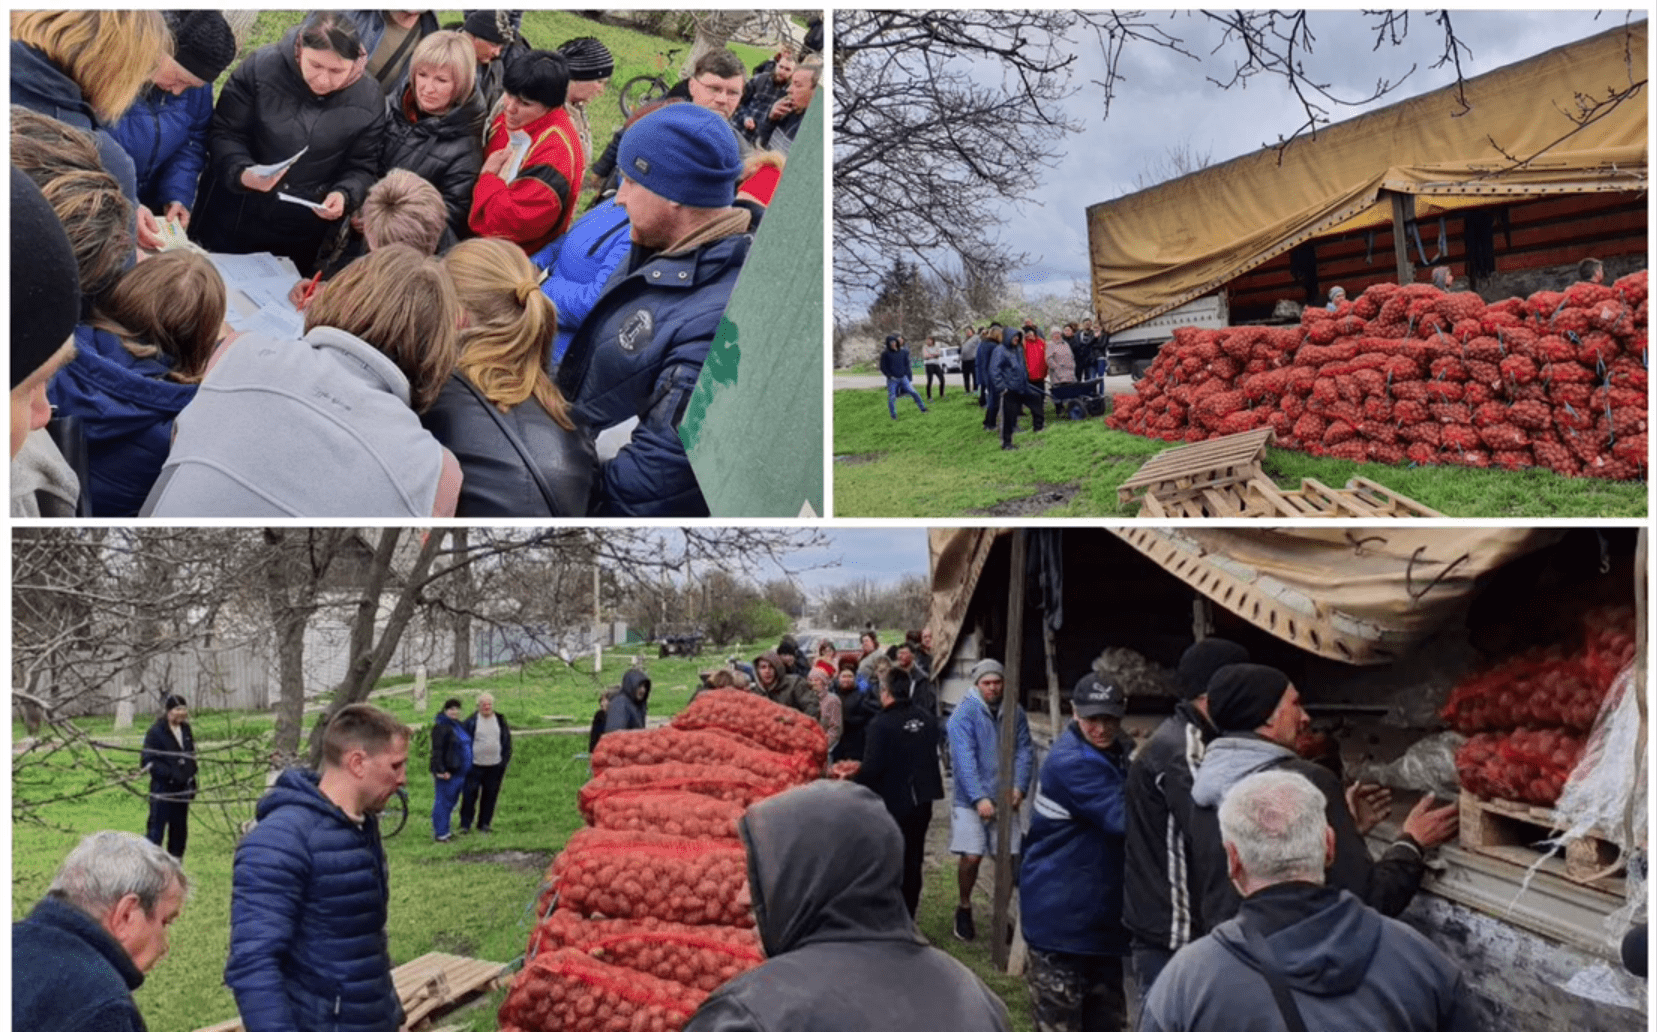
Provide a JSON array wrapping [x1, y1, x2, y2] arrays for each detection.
[[555, 103, 751, 517], [226, 704, 409, 1032], [108, 12, 236, 247], [1018, 674, 1134, 1032], [429, 698, 473, 843], [533, 197, 632, 364]]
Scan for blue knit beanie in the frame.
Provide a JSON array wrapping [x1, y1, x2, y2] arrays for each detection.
[[618, 103, 743, 208]]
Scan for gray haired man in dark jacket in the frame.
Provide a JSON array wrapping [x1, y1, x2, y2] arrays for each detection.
[[1139, 769, 1475, 1032]]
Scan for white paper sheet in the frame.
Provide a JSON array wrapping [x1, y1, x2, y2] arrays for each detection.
[[246, 146, 308, 178]]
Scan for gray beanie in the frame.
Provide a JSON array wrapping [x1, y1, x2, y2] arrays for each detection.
[[970, 658, 1005, 685]]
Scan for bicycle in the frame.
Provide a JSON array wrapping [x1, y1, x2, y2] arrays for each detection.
[[618, 47, 683, 120]]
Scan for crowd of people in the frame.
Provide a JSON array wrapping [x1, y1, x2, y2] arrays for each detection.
[[879, 319, 1111, 448], [11, 10, 819, 517], [14, 633, 1653, 1032]]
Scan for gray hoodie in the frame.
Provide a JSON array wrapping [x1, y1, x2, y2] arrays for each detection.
[[1187, 733, 1427, 933]]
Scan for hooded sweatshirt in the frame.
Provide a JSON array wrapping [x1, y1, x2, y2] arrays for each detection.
[[682, 781, 1011, 1032], [602, 668, 652, 735], [754, 649, 818, 720], [1188, 735, 1426, 931], [1139, 882, 1475, 1032]]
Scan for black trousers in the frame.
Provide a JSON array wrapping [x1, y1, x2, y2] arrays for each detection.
[[1130, 945, 1174, 1004], [925, 363, 946, 398], [146, 796, 189, 859], [1001, 390, 1044, 445], [460, 763, 506, 830], [962, 359, 977, 393], [896, 807, 932, 917]]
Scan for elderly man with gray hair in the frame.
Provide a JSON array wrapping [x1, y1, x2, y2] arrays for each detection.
[[1139, 770, 1473, 1032], [13, 830, 188, 1032], [460, 691, 514, 834]]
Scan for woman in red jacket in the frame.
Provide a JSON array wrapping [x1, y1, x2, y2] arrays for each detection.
[[470, 50, 584, 253]]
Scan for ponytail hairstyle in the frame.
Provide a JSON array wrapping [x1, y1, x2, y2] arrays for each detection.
[[442, 237, 573, 431]]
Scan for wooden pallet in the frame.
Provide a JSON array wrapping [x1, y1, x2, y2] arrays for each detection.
[[195, 952, 511, 1032], [1118, 428, 1276, 513], [1458, 790, 1623, 886]]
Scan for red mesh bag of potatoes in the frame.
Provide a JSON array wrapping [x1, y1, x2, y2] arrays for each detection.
[[550, 829, 752, 927], [499, 947, 706, 1032], [578, 763, 789, 823], [592, 727, 811, 785], [670, 690, 828, 775], [529, 911, 763, 993], [1455, 730, 1584, 807], [589, 791, 744, 841]]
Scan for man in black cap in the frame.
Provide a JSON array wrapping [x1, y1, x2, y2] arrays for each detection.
[[1186, 663, 1458, 929], [1122, 638, 1247, 997], [557, 36, 613, 163], [140, 695, 197, 860], [462, 10, 521, 114], [1017, 674, 1135, 1032]]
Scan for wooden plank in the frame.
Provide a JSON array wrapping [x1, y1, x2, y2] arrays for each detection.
[[1459, 790, 1623, 886], [1201, 486, 1242, 517], [1347, 476, 1444, 517], [195, 953, 511, 1032]]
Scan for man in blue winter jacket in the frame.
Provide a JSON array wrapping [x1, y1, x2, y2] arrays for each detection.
[[555, 102, 751, 516], [226, 704, 409, 1032], [946, 658, 1033, 943], [1019, 674, 1134, 1032]]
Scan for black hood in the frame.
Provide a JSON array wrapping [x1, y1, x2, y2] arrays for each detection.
[[739, 780, 923, 957], [621, 667, 651, 703]]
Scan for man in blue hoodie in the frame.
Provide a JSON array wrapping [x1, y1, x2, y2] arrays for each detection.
[[1140, 769, 1474, 1032], [880, 334, 928, 420], [946, 658, 1033, 943], [1019, 674, 1134, 1032], [226, 704, 408, 1032]]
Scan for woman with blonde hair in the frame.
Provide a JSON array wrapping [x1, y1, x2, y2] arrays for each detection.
[[11, 10, 171, 213], [423, 237, 597, 516], [381, 30, 486, 238], [49, 252, 224, 516], [145, 244, 463, 517]]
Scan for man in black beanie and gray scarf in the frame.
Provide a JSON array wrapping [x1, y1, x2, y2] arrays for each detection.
[[557, 35, 613, 162], [1185, 663, 1458, 931]]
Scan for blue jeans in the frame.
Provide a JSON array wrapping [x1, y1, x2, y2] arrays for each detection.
[[887, 377, 927, 418], [432, 773, 466, 839]]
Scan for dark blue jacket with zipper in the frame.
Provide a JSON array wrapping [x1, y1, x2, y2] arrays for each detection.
[[109, 82, 214, 214], [225, 767, 401, 1032]]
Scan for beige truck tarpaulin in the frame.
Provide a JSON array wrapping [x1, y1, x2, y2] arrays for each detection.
[[1086, 22, 1648, 332], [929, 528, 1561, 670]]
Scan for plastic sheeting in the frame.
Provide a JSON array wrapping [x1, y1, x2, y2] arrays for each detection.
[[1086, 22, 1648, 332]]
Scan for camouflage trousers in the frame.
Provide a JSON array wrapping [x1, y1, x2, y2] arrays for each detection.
[[1025, 947, 1128, 1032]]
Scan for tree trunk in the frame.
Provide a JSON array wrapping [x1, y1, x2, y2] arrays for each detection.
[[264, 529, 347, 760], [305, 530, 445, 767], [450, 528, 474, 680], [686, 10, 749, 74]]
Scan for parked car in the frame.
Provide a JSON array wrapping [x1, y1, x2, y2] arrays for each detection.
[[939, 346, 962, 373]]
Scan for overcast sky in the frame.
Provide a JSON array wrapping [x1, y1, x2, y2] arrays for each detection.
[[790, 527, 930, 595], [965, 9, 1645, 301]]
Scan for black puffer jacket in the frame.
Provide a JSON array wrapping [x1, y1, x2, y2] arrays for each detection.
[[381, 85, 486, 238], [420, 373, 597, 516], [683, 781, 1010, 1032], [192, 30, 387, 273], [140, 716, 197, 800]]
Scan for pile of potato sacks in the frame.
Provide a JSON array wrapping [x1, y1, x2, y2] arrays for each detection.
[[1109, 274, 1648, 481], [499, 690, 826, 1032]]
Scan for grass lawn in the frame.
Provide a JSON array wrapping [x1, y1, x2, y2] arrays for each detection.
[[832, 386, 1648, 518], [9, 644, 769, 1032]]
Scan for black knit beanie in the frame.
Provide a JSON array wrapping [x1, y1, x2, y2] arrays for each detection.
[[1177, 638, 1250, 701], [10, 168, 80, 388], [171, 11, 237, 83], [463, 10, 511, 45], [1205, 663, 1291, 733], [558, 36, 614, 81]]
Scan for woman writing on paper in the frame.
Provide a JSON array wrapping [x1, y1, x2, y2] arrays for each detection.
[[191, 11, 386, 275]]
